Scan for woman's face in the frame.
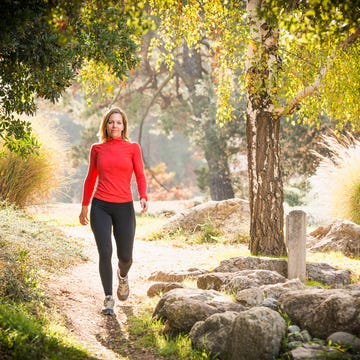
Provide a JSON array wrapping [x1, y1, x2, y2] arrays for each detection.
[[106, 113, 124, 139]]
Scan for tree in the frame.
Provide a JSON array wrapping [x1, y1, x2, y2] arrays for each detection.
[[148, 0, 360, 255], [0, 0, 144, 155], [75, 29, 246, 200]]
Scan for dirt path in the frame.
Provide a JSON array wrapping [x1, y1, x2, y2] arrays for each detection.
[[45, 204, 242, 360]]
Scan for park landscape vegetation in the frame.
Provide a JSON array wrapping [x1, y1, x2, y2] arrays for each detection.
[[1, 0, 360, 359]]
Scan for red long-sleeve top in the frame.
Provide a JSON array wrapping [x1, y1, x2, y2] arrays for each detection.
[[81, 138, 148, 206]]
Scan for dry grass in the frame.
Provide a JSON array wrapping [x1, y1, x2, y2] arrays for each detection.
[[307, 133, 360, 224], [0, 115, 68, 207]]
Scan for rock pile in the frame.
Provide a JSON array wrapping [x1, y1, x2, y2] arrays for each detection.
[[149, 256, 360, 359]]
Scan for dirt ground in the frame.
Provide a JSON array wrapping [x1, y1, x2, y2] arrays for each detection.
[[44, 202, 242, 360]]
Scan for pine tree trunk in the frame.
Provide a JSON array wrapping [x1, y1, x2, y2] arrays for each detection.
[[246, 0, 287, 256]]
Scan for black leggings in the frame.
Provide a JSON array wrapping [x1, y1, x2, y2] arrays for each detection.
[[90, 197, 136, 296]]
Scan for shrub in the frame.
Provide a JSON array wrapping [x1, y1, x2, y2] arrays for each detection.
[[0, 116, 67, 207]]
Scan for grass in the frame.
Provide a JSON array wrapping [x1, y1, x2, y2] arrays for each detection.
[[2, 200, 360, 359], [0, 303, 94, 360], [0, 202, 94, 359], [307, 133, 360, 225], [128, 300, 213, 360]]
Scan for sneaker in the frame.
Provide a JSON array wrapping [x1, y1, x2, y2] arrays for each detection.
[[101, 295, 115, 315], [117, 270, 129, 301]]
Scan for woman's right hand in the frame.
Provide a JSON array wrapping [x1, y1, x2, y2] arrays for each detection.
[[79, 205, 89, 225]]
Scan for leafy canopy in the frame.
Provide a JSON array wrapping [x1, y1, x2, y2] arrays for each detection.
[[0, 0, 145, 155], [149, 0, 360, 130]]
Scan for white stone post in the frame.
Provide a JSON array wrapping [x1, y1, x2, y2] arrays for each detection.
[[286, 210, 307, 282]]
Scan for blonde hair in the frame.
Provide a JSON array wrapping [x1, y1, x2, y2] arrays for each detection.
[[98, 107, 129, 142]]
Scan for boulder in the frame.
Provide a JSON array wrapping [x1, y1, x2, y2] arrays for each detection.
[[235, 287, 264, 307], [287, 343, 343, 359], [306, 262, 352, 286], [214, 256, 288, 277], [189, 311, 239, 357], [308, 219, 360, 258], [161, 198, 250, 241], [197, 272, 231, 291], [229, 306, 287, 360], [152, 288, 245, 332], [327, 331, 360, 353], [148, 268, 208, 282], [212, 255, 352, 287], [261, 279, 306, 299], [147, 282, 183, 297], [279, 288, 360, 338], [225, 269, 287, 293]]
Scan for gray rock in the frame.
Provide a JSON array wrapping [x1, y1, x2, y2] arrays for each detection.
[[214, 256, 288, 276], [229, 306, 286, 360], [261, 278, 306, 299], [308, 219, 360, 258], [236, 287, 264, 307], [288, 325, 301, 333], [212, 255, 352, 287], [197, 272, 231, 291], [279, 288, 360, 338], [261, 297, 279, 311], [225, 269, 286, 293], [287, 343, 343, 359], [189, 311, 239, 357], [148, 268, 208, 282], [161, 198, 250, 242], [306, 262, 352, 286], [327, 331, 360, 353], [147, 282, 183, 297], [152, 288, 245, 332]]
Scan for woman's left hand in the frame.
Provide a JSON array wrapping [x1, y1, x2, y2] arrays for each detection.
[[140, 198, 148, 213]]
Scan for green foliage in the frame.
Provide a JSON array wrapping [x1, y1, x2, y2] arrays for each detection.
[[0, 203, 91, 359], [0, 0, 141, 155], [0, 202, 85, 278], [305, 280, 331, 288], [193, 220, 222, 244], [0, 303, 92, 360], [128, 309, 213, 359], [0, 248, 40, 303]]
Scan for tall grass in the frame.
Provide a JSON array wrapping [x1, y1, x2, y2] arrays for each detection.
[[0, 203, 91, 359], [0, 115, 68, 207], [307, 133, 360, 224]]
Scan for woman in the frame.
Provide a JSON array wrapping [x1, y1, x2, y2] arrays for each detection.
[[79, 107, 148, 315]]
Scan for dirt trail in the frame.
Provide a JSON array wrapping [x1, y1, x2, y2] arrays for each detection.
[[46, 204, 241, 360]]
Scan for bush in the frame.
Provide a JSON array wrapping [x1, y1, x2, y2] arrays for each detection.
[[0, 116, 67, 207]]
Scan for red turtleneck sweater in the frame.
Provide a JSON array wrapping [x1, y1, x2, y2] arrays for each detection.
[[81, 138, 148, 206]]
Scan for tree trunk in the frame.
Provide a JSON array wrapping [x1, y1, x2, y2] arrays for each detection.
[[177, 45, 235, 201], [204, 121, 235, 201], [246, 0, 287, 256]]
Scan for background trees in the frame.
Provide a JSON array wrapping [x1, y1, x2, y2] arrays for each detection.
[[1, 0, 359, 256], [148, 0, 360, 255]]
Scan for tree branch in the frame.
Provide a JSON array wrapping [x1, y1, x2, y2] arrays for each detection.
[[137, 74, 173, 144], [276, 26, 360, 117]]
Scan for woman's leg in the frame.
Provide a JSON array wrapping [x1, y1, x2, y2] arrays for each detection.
[[111, 201, 136, 277], [90, 199, 114, 296]]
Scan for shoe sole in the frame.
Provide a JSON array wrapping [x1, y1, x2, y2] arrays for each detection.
[[102, 308, 115, 315]]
